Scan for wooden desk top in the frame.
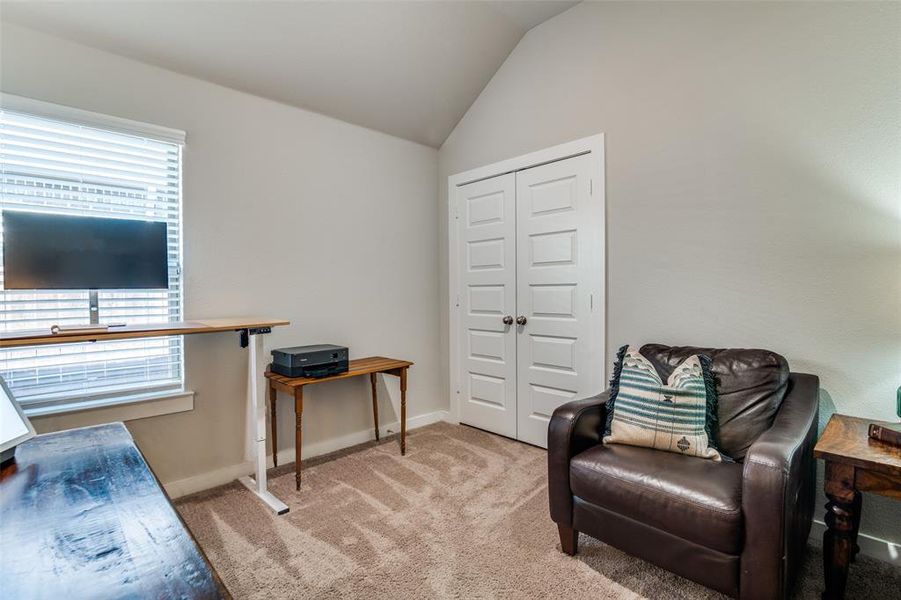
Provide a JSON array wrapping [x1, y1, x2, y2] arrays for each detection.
[[0, 423, 229, 599], [815, 414, 901, 477], [0, 316, 289, 348], [266, 356, 413, 389]]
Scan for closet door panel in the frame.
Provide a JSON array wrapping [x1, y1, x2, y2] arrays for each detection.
[[457, 174, 518, 438], [515, 154, 603, 448]]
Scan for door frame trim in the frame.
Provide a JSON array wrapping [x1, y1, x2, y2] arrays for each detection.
[[447, 134, 606, 427]]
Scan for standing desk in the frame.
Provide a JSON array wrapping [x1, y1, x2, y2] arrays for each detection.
[[0, 317, 291, 514]]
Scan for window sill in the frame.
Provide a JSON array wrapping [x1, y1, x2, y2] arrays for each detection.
[[25, 388, 194, 426]]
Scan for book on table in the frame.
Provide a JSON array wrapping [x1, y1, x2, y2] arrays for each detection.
[[868, 422, 901, 448]]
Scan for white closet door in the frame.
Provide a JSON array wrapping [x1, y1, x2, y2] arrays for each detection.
[[515, 154, 604, 448], [457, 174, 518, 438]]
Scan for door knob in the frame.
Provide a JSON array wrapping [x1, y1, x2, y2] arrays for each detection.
[[516, 315, 527, 326], [502, 315, 514, 325]]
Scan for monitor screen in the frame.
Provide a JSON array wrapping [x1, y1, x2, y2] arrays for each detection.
[[2, 211, 169, 290]]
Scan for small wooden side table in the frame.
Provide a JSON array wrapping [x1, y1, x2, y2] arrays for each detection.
[[814, 414, 901, 600], [265, 356, 413, 490]]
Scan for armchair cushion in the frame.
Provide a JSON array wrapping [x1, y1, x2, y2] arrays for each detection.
[[570, 443, 744, 554], [640, 344, 790, 460]]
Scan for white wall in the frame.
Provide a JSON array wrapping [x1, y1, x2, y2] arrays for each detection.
[[1, 23, 443, 491], [439, 2, 901, 544]]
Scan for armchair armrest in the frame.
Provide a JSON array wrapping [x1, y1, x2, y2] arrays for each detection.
[[548, 391, 609, 526], [740, 373, 819, 600]]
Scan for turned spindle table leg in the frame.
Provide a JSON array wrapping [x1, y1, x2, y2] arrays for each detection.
[[370, 373, 380, 441], [294, 385, 303, 491], [849, 492, 862, 563], [400, 367, 407, 455], [822, 462, 860, 600]]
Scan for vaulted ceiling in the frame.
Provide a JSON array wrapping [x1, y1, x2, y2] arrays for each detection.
[[0, 1, 579, 147]]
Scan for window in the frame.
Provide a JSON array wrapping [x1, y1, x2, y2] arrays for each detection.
[[0, 97, 185, 409]]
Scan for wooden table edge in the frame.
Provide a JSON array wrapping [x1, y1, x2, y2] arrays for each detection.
[[814, 414, 901, 477], [814, 450, 901, 478], [265, 357, 414, 389]]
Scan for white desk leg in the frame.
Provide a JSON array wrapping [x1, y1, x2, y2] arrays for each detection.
[[238, 330, 289, 515]]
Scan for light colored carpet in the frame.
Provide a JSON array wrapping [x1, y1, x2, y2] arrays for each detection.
[[176, 422, 899, 599]]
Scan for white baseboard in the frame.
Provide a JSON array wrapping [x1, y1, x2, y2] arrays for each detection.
[[164, 410, 449, 499], [810, 520, 901, 566], [165, 460, 257, 500], [272, 409, 448, 468]]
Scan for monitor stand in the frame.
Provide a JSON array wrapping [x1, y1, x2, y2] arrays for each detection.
[[89, 289, 99, 325], [49, 290, 126, 335]]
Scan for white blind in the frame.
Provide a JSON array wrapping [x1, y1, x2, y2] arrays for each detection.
[[0, 108, 184, 405]]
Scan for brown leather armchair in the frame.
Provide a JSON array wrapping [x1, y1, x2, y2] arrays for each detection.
[[548, 345, 819, 599]]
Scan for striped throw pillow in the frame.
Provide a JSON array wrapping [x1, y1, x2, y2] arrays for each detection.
[[603, 345, 726, 462]]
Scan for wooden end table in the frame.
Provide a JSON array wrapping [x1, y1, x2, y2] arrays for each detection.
[[265, 356, 413, 490], [814, 414, 901, 600]]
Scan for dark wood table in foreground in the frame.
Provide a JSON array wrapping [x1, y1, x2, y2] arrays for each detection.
[[266, 356, 413, 490], [0, 423, 229, 600], [814, 414, 901, 600]]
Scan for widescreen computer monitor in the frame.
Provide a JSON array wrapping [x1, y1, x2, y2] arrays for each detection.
[[2, 211, 169, 290]]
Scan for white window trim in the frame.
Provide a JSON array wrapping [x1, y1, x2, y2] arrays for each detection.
[[19, 380, 184, 412], [0, 92, 186, 144], [1, 94, 189, 416], [25, 388, 195, 424]]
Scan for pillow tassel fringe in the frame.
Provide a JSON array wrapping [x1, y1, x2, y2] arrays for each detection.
[[699, 354, 732, 463], [603, 344, 628, 438]]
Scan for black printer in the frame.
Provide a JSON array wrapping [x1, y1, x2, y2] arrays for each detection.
[[270, 344, 349, 378]]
